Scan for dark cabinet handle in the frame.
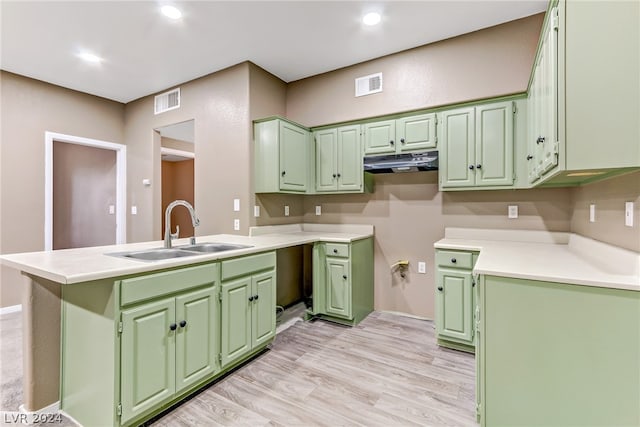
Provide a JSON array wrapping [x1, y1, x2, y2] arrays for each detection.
[[400, 138, 405, 144], [254, 294, 259, 300], [342, 275, 347, 280], [526, 155, 533, 160], [476, 164, 482, 169], [179, 320, 187, 328], [390, 140, 394, 145], [169, 323, 177, 331], [333, 174, 337, 178], [337, 173, 341, 178], [281, 171, 286, 176], [451, 258, 457, 263], [536, 136, 545, 145], [468, 165, 475, 170], [333, 249, 338, 254], [437, 287, 443, 291], [249, 296, 254, 302]]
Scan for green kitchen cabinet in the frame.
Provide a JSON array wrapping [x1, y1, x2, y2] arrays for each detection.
[[439, 101, 514, 190], [220, 252, 276, 368], [363, 113, 436, 155], [435, 249, 478, 353], [254, 117, 312, 193], [476, 275, 640, 426], [526, 0, 640, 187], [311, 238, 373, 326], [120, 286, 217, 424], [315, 125, 363, 193]]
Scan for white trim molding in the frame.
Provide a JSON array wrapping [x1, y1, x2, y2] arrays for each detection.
[[160, 146, 195, 160], [0, 304, 22, 315], [44, 132, 127, 251]]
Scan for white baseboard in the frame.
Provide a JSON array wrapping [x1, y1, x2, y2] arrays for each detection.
[[380, 309, 433, 322], [18, 401, 60, 425], [0, 304, 22, 315]]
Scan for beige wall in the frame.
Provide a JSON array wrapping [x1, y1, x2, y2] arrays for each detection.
[[53, 142, 117, 249], [0, 71, 124, 307], [161, 136, 194, 153], [571, 171, 640, 252], [286, 14, 544, 127]]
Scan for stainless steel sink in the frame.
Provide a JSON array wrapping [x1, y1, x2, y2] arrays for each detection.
[[177, 242, 253, 253]]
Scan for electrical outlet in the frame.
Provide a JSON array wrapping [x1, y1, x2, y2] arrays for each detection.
[[315, 205, 321, 216], [418, 262, 426, 274], [589, 204, 596, 223], [625, 202, 634, 227], [284, 205, 290, 216], [254, 205, 260, 217], [508, 205, 518, 219], [131, 206, 137, 215], [233, 199, 240, 212], [108, 205, 115, 215], [233, 219, 240, 231]]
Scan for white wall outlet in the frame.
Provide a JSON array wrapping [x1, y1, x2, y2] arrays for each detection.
[[131, 206, 137, 215], [108, 204, 115, 215], [625, 202, 634, 227], [233, 198, 240, 212], [315, 205, 321, 216], [233, 219, 240, 231], [508, 205, 518, 219], [589, 204, 596, 223], [284, 205, 290, 216], [418, 262, 426, 274], [254, 205, 260, 217]]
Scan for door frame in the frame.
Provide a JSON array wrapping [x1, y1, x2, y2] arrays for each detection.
[[44, 132, 127, 250]]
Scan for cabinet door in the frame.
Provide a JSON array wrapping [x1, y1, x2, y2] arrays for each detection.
[[440, 107, 476, 188], [315, 128, 338, 192], [527, 80, 540, 184], [540, 13, 559, 175], [121, 299, 175, 424], [325, 257, 352, 319], [363, 120, 396, 155], [251, 271, 276, 348], [220, 278, 252, 367], [397, 113, 437, 152], [475, 102, 514, 187], [337, 125, 362, 191], [279, 121, 308, 192], [436, 269, 473, 343], [175, 287, 218, 394]]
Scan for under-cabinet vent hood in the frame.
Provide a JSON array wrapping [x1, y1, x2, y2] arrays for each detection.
[[363, 151, 438, 174]]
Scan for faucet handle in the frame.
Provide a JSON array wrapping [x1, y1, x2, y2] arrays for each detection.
[[170, 225, 180, 240], [190, 236, 196, 245]]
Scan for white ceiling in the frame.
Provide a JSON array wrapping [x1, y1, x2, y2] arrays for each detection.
[[0, 1, 547, 104]]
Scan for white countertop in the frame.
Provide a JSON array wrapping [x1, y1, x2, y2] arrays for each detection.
[[435, 228, 640, 292], [0, 224, 373, 285]]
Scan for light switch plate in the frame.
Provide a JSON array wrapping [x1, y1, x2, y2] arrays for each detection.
[[284, 205, 290, 216], [109, 205, 115, 215], [508, 205, 518, 219], [315, 205, 321, 216], [589, 204, 596, 222], [131, 206, 137, 215], [254, 205, 260, 217], [625, 202, 634, 227], [233, 199, 240, 212], [233, 219, 240, 231], [418, 262, 426, 274]]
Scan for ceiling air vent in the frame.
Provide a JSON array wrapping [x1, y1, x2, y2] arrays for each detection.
[[154, 88, 180, 114], [355, 72, 382, 97]]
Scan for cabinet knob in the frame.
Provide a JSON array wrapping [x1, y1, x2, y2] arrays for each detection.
[[254, 294, 259, 300], [343, 275, 347, 280], [468, 165, 475, 170], [536, 136, 545, 145], [169, 323, 177, 331], [281, 171, 286, 176], [437, 286, 443, 291], [179, 320, 187, 328], [476, 164, 482, 169], [333, 249, 338, 254], [526, 155, 533, 160], [333, 174, 337, 178], [248, 296, 254, 302], [451, 258, 457, 263], [390, 140, 394, 145], [400, 138, 405, 144], [337, 173, 341, 178]]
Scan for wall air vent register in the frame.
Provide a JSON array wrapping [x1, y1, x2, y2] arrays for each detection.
[[154, 88, 180, 114], [355, 72, 383, 97]]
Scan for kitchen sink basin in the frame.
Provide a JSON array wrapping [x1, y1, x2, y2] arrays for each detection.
[[177, 242, 253, 253]]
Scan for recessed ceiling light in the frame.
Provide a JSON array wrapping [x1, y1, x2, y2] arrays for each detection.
[[161, 5, 182, 20], [362, 12, 381, 26], [77, 52, 102, 63]]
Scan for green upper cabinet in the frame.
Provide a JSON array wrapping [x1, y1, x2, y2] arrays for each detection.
[[439, 101, 514, 190], [254, 118, 312, 194], [314, 125, 363, 193], [363, 113, 436, 155]]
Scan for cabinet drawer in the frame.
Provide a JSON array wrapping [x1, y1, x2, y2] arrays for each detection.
[[120, 263, 218, 306], [221, 251, 276, 281], [436, 250, 474, 269], [325, 243, 349, 258]]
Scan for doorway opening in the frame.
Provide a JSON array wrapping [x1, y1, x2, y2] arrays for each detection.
[[44, 132, 126, 251]]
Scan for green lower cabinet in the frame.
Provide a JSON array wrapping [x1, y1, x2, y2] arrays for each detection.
[[434, 249, 477, 352], [477, 275, 640, 426], [220, 277, 252, 366], [311, 238, 373, 326]]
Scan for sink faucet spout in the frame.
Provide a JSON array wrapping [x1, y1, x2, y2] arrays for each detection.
[[164, 200, 199, 248]]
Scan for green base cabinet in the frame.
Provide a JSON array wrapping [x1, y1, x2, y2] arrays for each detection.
[[435, 249, 478, 353], [311, 238, 374, 326], [477, 275, 640, 426], [220, 252, 276, 368]]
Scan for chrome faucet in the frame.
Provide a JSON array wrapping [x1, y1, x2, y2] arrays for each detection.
[[164, 200, 200, 248]]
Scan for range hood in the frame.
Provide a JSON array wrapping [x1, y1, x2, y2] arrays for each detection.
[[363, 151, 438, 174]]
